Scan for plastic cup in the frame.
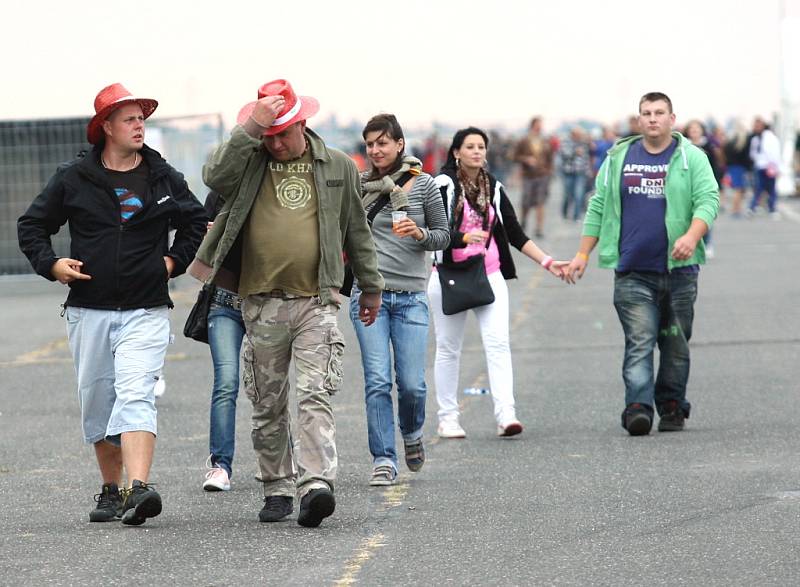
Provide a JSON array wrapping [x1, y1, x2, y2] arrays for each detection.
[[391, 211, 407, 234]]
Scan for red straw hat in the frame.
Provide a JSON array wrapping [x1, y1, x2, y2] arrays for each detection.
[[86, 83, 158, 145], [236, 79, 319, 136]]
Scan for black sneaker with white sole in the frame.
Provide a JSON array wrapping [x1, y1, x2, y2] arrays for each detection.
[[120, 480, 162, 526], [89, 482, 123, 522], [297, 488, 335, 528], [259, 495, 294, 522]]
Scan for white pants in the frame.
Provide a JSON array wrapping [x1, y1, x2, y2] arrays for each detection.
[[427, 270, 516, 425]]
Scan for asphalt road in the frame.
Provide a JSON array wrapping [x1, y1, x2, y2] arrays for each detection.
[[1, 189, 799, 586]]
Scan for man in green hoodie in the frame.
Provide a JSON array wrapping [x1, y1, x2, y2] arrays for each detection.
[[193, 80, 384, 527], [564, 92, 718, 436]]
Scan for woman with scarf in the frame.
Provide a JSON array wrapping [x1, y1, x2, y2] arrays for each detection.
[[350, 114, 450, 486], [428, 127, 566, 439]]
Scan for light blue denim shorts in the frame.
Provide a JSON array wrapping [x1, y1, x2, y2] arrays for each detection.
[[65, 306, 170, 445]]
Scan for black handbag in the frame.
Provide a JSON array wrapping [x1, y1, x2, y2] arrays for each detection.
[[436, 251, 495, 315], [183, 283, 216, 344]]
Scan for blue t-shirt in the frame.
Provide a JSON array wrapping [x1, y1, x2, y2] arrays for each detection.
[[617, 139, 677, 273]]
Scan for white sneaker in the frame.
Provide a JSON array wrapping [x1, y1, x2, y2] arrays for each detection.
[[437, 419, 466, 439], [154, 378, 166, 398], [203, 465, 231, 492]]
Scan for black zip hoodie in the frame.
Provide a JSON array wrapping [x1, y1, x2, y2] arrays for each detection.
[[17, 144, 207, 310], [438, 168, 530, 280]]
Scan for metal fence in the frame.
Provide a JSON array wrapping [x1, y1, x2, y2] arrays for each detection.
[[0, 114, 223, 275]]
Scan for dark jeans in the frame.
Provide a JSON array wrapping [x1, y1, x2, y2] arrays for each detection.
[[613, 271, 698, 415], [749, 169, 777, 213]]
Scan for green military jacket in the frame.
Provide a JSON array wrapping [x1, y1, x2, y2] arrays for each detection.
[[193, 126, 383, 305]]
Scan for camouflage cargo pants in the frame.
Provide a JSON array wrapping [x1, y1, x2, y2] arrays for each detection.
[[241, 293, 345, 498]]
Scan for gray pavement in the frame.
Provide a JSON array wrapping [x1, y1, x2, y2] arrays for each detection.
[[1, 189, 799, 586]]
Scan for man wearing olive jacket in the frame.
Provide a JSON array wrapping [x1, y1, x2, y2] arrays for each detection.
[[17, 83, 206, 525], [564, 92, 719, 437], [192, 79, 383, 527]]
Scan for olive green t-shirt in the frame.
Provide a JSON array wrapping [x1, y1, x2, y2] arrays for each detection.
[[239, 150, 321, 297]]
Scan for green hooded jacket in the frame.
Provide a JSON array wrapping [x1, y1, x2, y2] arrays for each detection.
[[583, 132, 719, 270], [192, 126, 383, 305]]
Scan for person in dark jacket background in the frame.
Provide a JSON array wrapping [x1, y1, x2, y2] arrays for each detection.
[[427, 127, 567, 440], [17, 83, 206, 526]]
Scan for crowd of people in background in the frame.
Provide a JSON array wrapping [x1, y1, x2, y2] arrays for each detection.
[[375, 113, 798, 251]]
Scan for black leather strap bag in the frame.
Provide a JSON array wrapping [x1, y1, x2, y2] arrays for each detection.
[[436, 242, 494, 315], [183, 283, 216, 343]]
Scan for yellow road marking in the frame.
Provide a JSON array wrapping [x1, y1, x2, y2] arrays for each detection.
[[333, 533, 387, 586], [12, 338, 69, 364], [1, 345, 188, 368]]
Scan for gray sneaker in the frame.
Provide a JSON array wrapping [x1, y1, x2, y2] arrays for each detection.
[[369, 465, 397, 486], [404, 438, 425, 472]]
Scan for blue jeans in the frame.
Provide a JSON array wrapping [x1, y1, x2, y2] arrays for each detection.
[[349, 290, 429, 472], [749, 170, 777, 213], [613, 271, 698, 416], [561, 172, 587, 221], [208, 303, 245, 477]]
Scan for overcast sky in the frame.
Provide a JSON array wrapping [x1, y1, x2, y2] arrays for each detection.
[[2, 0, 798, 131]]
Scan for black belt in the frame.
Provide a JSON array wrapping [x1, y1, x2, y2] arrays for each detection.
[[211, 288, 243, 310]]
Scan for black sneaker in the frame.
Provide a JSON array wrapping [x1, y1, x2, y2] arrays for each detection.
[[404, 437, 425, 472], [621, 403, 652, 436], [297, 488, 336, 528], [89, 482, 122, 522], [658, 400, 687, 432], [259, 495, 293, 522], [120, 480, 162, 526]]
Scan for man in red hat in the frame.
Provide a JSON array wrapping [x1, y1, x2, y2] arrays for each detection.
[[18, 83, 207, 525], [192, 79, 383, 527]]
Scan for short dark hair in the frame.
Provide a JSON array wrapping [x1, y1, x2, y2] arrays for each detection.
[[362, 113, 405, 179], [639, 92, 673, 113], [442, 126, 490, 173]]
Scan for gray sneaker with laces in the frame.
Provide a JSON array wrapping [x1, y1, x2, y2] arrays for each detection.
[[369, 465, 397, 486]]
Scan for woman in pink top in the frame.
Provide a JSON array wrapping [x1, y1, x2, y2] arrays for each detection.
[[428, 127, 566, 438]]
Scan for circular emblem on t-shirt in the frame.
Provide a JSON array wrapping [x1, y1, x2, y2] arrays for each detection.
[[276, 177, 312, 209]]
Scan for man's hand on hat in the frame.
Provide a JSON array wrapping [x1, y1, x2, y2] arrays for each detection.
[[51, 258, 92, 284], [251, 96, 286, 128]]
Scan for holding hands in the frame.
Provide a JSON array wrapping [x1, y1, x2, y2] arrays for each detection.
[[539, 255, 570, 279], [563, 252, 589, 284]]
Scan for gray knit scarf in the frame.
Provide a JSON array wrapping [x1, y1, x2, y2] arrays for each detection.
[[361, 155, 423, 210]]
